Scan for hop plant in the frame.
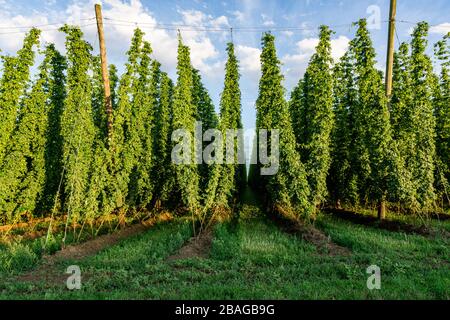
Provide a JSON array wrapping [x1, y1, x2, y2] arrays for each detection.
[[433, 32, 450, 205], [204, 43, 244, 214], [171, 35, 200, 214], [290, 25, 335, 209], [0, 28, 40, 166], [256, 33, 311, 218], [59, 25, 97, 222], [0, 40, 59, 223], [328, 51, 359, 207]]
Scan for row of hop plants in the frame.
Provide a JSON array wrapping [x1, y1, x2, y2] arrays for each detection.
[[0, 25, 246, 235], [0, 18, 448, 232], [249, 19, 449, 219]]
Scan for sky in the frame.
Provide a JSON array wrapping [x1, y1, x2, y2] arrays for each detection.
[[0, 0, 449, 133]]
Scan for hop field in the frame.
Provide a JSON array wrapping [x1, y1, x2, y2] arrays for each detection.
[[0, 0, 449, 302]]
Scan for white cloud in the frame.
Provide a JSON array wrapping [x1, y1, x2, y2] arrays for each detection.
[[283, 35, 350, 65], [176, 9, 229, 77], [263, 20, 275, 27], [236, 44, 261, 74], [178, 9, 229, 29], [179, 9, 205, 25], [297, 37, 319, 53], [282, 35, 350, 88], [282, 38, 318, 69], [211, 15, 230, 29], [0, 0, 227, 80], [430, 22, 450, 35], [0, 12, 61, 52], [231, 10, 245, 23], [261, 14, 275, 27], [281, 31, 294, 37], [64, 0, 180, 73], [331, 36, 350, 60]]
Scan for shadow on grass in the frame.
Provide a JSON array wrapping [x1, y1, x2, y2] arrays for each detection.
[[322, 208, 441, 237], [268, 208, 351, 257]]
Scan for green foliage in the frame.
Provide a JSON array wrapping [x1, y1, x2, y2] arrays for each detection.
[[40, 45, 66, 212], [91, 55, 108, 137], [391, 43, 413, 138], [290, 26, 335, 208], [433, 32, 450, 204], [172, 35, 200, 213], [2, 211, 448, 299], [1, 20, 450, 289], [256, 33, 311, 217], [0, 242, 38, 273], [0, 18, 447, 243], [0, 30, 41, 222], [85, 145, 114, 220], [390, 42, 418, 207], [205, 43, 244, 212], [110, 28, 156, 209], [192, 68, 218, 193], [347, 19, 398, 207], [110, 29, 144, 210], [0, 43, 57, 223], [84, 55, 115, 219], [193, 69, 218, 130], [109, 64, 119, 110], [328, 51, 359, 206], [408, 23, 437, 209], [392, 22, 437, 211], [129, 41, 155, 207], [289, 78, 306, 151], [153, 72, 175, 204], [59, 25, 97, 222], [0, 29, 40, 166]]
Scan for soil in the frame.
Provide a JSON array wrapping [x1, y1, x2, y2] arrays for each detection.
[[270, 208, 351, 256], [16, 222, 153, 285], [242, 187, 351, 256], [167, 228, 214, 261], [50, 224, 148, 262]]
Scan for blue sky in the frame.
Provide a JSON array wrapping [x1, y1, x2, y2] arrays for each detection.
[[1, 0, 449, 132]]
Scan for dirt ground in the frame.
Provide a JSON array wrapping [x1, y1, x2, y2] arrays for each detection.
[[17, 223, 151, 285], [272, 213, 352, 256], [167, 228, 214, 261]]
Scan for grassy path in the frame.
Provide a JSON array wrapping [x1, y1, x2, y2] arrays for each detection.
[[0, 188, 448, 299]]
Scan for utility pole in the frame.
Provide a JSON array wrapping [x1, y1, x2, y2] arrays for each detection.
[[385, 0, 397, 98], [379, 0, 397, 220], [95, 4, 113, 146]]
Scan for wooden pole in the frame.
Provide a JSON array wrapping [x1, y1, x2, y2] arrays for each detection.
[[378, 0, 397, 221], [95, 4, 113, 146], [385, 0, 397, 98]]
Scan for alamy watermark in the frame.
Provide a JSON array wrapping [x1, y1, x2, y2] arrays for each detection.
[[367, 5, 381, 30], [66, 265, 81, 290], [366, 265, 381, 290]]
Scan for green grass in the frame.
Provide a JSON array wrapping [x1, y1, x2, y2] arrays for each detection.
[[0, 203, 448, 299]]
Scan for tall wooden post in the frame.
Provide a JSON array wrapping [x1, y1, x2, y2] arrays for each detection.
[[95, 4, 113, 146], [385, 0, 397, 98], [378, 0, 397, 220]]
